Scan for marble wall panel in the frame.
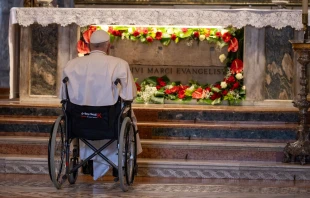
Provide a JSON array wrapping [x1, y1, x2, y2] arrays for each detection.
[[30, 24, 58, 95], [110, 39, 227, 84], [265, 26, 295, 100]]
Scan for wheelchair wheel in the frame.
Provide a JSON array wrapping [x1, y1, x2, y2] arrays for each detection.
[[68, 157, 78, 184], [118, 117, 137, 192], [48, 115, 67, 189]]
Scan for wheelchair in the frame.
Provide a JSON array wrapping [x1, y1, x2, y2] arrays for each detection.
[[48, 77, 137, 191]]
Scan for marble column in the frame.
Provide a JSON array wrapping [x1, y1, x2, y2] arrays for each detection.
[[0, 0, 23, 88]]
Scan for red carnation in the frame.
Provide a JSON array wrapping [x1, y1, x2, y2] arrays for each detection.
[[156, 85, 162, 90], [222, 32, 232, 43], [210, 92, 221, 100], [155, 32, 162, 40], [77, 40, 90, 54], [193, 31, 199, 38], [146, 36, 153, 42], [214, 84, 221, 89], [222, 90, 228, 96], [171, 34, 177, 41], [205, 87, 211, 92], [230, 59, 243, 74], [159, 81, 166, 87], [133, 30, 140, 37], [181, 28, 188, 33], [165, 89, 172, 94], [112, 30, 121, 37], [226, 75, 236, 84], [232, 82, 240, 90], [215, 32, 222, 38], [228, 37, 238, 52], [108, 27, 114, 34]]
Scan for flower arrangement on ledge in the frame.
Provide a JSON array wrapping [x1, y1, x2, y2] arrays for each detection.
[[77, 25, 245, 105]]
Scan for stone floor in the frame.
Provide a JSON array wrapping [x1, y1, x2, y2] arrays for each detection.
[[0, 174, 310, 198]]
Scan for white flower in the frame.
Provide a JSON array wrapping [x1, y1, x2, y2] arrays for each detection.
[[152, 27, 157, 33], [128, 27, 134, 34], [221, 29, 228, 35], [242, 85, 246, 90], [167, 28, 174, 35], [199, 35, 206, 41], [219, 54, 226, 63], [235, 73, 243, 80], [140, 85, 157, 103], [220, 81, 227, 89], [121, 33, 125, 40], [78, 53, 84, 57]]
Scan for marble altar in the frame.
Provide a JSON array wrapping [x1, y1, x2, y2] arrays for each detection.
[[8, 7, 305, 104]]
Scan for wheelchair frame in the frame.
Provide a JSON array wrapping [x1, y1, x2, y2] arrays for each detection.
[[48, 77, 137, 192]]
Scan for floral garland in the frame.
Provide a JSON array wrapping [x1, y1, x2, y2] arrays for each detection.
[[77, 25, 245, 105]]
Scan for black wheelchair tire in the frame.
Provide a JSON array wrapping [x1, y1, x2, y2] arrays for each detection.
[[118, 117, 136, 192], [48, 115, 66, 189], [124, 120, 137, 185]]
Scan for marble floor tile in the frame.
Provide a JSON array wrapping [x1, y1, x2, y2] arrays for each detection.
[[0, 174, 310, 198]]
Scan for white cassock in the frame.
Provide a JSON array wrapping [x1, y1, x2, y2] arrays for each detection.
[[61, 50, 142, 180]]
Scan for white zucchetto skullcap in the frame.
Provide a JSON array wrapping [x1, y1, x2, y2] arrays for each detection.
[[90, 30, 110, 44]]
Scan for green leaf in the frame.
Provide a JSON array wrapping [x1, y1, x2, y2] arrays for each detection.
[[154, 91, 165, 97], [150, 96, 164, 104]]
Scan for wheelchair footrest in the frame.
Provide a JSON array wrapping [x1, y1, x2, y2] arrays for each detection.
[[82, 160, 93, 177]]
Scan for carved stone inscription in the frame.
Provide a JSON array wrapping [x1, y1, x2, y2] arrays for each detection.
[[130, 65, 226, 84], [110, 40, 227, 84]]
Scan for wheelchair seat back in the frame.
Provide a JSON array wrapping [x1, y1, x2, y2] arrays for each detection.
[[66, 99, 121, 140]]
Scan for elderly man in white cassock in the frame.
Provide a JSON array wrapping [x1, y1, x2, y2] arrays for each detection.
[[61, 30, 142, 180]]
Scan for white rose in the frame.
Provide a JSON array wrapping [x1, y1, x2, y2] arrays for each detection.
[[220, 81, 227, 89], [167, 28, 174, 35], [242, 85, 246, 90], [235, 73, 243, 80], [221, 29, 228, 35], [199, 35, 206, 41], [128, 27, 133, 34], [219, 54, 226, 63], [121, 33, 125, 40]]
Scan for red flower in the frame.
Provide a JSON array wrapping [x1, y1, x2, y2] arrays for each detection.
[[230, 59, 243, 74], [228, 37, 238, 52], [181, 28, 188, 33], [193, 31, 199, 38], [179, 85, 189, 91], [214, 84, 221, 89], [146, 36, 153, 42], [232, 82, 240, 90], [83, 29, 94, 43], [178, 90, 186, 99], [112, 30, 121, 37], [77, 40, 90, 54], [222, 32, 232, 43], [135, 82, 141, 92], [143, 28, 148, 35], [215, 32, 222, 38], [170, 86, 179, 93], [222, 90, 228, 96], [205, 28, 211, 37], [205, 87, 211, 92], [157, 77, 163, 84], [226, 76, 236, 84], [165, 89, 172, 94], [108, 27, 114, 34], [133, 30, 140, 37], [155, 32, 163, 40], [156, 85, 162, 90], [210, 92, 221, 100], [159, 81, 166, 87], [171, 34, 177, 41], [192, 87, 205, 99]]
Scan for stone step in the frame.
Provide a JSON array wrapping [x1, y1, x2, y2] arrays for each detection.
[[1, 154, 309, 180], [0, 103, 300, 122], [0, 116, 297, 141], [0, 136, 287, 162]]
